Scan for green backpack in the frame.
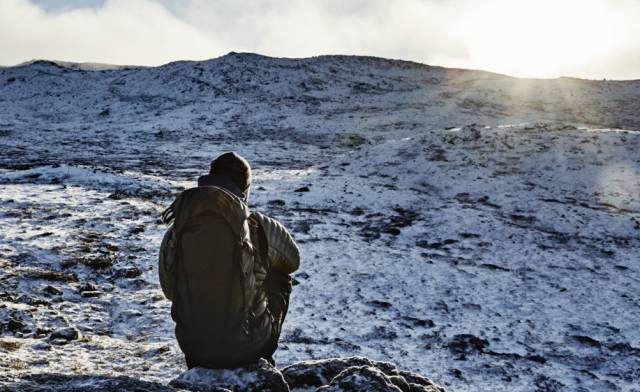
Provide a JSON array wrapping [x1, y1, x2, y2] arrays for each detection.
[[161, 186, 269, 367]]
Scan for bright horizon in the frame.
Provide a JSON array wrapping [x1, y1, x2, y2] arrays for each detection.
[[1, 0, 640, 80]]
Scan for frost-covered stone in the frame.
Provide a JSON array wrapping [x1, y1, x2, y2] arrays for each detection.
[[316, 366, 403, 392], [282, 356, 444, 391], [169, 358, 288, 392], [167, 357, 445, 392], [49, 327, 81, 341]]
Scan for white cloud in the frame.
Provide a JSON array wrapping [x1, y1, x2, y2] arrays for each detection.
[[0, 0, 639, 79], [0, 0, 221, 66]]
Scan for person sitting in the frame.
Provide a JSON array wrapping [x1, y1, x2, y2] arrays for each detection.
[[159, 152, 299, 368]]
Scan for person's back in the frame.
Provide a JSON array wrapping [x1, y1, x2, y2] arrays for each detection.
[[159, 152, 299, 368]]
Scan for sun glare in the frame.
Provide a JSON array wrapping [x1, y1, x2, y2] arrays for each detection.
[[467, 0, 614, 78]]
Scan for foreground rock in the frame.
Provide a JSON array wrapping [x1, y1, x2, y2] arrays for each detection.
[[2, 357, 445, 391], [171, 356, 445, 392], [170, 359, 288, 391]]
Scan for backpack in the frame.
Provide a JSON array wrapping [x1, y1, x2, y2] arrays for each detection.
[[161, 186, 269, 366]]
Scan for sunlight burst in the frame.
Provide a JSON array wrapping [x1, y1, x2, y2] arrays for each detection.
[[467, 0, 616, 78]]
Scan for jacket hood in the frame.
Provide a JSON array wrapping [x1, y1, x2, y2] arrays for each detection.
[[197, 173, 247, 201]]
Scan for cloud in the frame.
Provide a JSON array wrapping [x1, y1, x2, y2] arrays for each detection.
[[0, 0, 221, 66], [0, 0, 639, 79], [180, 0, 472, 66]]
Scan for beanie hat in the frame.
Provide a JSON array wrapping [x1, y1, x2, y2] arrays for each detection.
[[209, 152, 252, 200]]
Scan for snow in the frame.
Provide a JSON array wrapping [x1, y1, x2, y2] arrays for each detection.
[[174, 366, 260, 387], [0, 52, 639, 391]]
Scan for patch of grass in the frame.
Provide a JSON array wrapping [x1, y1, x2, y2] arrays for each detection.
[[337, 132, 368, 148], [0, 339, 23, 352], [80, 256, 114, 270], [23, 267, 78, 282]]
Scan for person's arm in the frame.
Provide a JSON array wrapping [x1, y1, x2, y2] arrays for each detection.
[[158, 225, 176, 301], [250, 211, 300, 274]]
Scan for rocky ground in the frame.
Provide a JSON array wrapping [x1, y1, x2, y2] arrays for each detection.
[[0, 53, 639, 391], [4, 356, 445, 392]]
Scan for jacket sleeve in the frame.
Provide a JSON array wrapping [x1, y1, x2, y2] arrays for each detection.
[[251, 211, 300, 275], [158, 224, 176, 301]]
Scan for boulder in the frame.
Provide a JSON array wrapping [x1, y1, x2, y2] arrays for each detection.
[[49, 327, 81, 342], [169, 358, 288, 392], [316, 366, 403, 392], [282, 356, 444, 392], [169, 356, 445, 392]]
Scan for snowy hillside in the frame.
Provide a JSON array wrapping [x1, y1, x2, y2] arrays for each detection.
[[0, 52, 639, 391]]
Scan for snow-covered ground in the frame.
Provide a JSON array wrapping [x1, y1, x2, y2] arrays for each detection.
[[0, 53, 639, 391]]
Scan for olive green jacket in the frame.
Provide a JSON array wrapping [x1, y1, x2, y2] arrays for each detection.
[[158, 210, 300, 303]]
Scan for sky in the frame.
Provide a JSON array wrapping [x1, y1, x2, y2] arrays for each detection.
[[1, 0, 639, 80]]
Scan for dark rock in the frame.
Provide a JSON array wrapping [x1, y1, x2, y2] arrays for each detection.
[[534, 375, 565, 392], [283, 357, 389, 388], [368, 300, 393, 309], [78, 282, 98, 293], [129, 225, 145, 234], [416, 240, 457, 250], [283, 328, 331, 344], [282, 356, 443, 391], [42, 285, 63, 296], [6, 318, 25, 332], [293, 219, 312, 234], [317, 366, 403, 391], [484, 350, 547, 364], [113, 266, 143, 279], [396, 370, 444, 391], [350, 207, 366, 216], [509, 214, 537, 224], [382, 227, 402, 235], [478, 263, 511, 272], [361, 227, 381, 239], [477, 195, 501, 209], [49, 327, 81, 342], [432, 300, 449, 313], [50, 338, 72, 346], [80, 255, 114, 270], [402, 316, 435, 328], [388, 375, 410, 391], [606, 341, 640, 354], [571, 335, 602, 347], [294, 186, 310, 192], [447, 334, 488, 356], [360, 208, 419, 240], [25, 268, 77, 282], [80, 290, 101, 298]]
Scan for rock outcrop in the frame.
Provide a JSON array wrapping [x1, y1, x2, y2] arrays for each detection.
[[170, 359, 289, 392], [171, 356, 445, 392]]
